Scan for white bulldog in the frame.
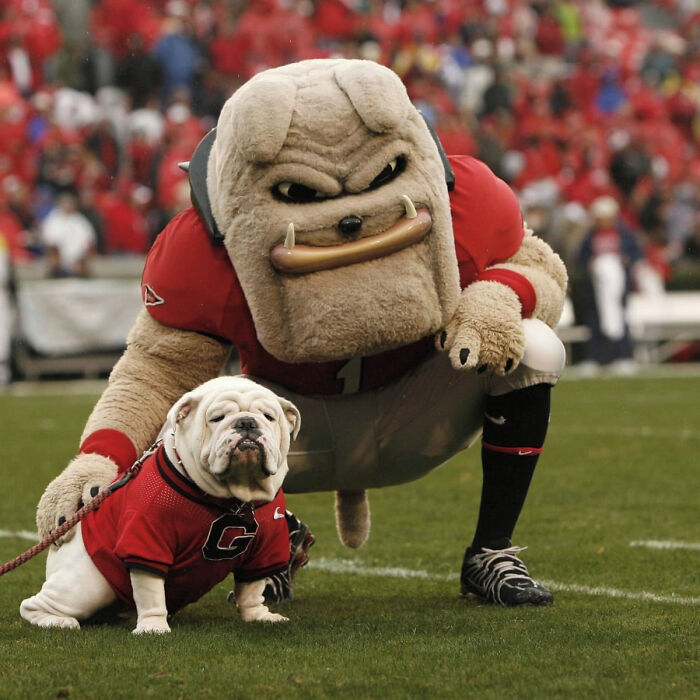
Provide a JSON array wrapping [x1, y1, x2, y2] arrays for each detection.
[[20, 376, 301, 634]]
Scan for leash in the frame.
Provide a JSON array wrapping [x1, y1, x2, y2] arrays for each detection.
[[0, 441, 161, 577]]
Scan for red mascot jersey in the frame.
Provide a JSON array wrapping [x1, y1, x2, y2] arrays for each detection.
[[80, 445, 289, 614], [140, 155, 533, 396]]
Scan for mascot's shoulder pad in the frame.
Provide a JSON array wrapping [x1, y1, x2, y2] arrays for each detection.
[[141, 207, 246, 340], [448, 155, 524, 281]]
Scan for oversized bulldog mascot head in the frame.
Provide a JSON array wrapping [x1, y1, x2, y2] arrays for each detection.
[[192, 59, 461, 362]]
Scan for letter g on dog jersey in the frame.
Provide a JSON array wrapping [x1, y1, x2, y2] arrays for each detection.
[[202, 513, 259, 561]]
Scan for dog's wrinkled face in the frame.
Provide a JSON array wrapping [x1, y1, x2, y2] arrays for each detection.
[[165, 376, 300, 503]]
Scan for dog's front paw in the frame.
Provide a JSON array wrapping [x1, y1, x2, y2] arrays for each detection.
[[255, 610, 289, 623], [239, 604, 289, 623], [133, 618, 171, 635]]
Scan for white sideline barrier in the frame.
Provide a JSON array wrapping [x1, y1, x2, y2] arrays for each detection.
[[627, 292, 700, 361], [16, 278, 142, 356], [13, 275, 143, 379], [10, 271, 700, 378], [556, 292, 700, 362]]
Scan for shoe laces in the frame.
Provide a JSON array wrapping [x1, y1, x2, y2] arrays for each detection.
[[466, 545, 534, 599]]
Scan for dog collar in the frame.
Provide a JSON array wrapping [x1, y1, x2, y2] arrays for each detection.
[[160, 444, 254, 519]]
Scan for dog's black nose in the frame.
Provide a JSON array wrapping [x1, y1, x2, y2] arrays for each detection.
[[338, 215, 362, 236], [234, 417, 259, 432]]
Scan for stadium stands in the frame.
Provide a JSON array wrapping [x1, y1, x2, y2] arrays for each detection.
[[2, 0, 700, 379]]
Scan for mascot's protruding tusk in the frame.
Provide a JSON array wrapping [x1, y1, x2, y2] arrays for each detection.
[[335, 490, 371, 548], [284, 222, 295, 249], [401, 194, 417, 219]]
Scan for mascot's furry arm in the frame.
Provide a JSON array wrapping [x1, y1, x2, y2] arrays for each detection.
[[36, 312, 231, 540], [438, 227, 568, 375]]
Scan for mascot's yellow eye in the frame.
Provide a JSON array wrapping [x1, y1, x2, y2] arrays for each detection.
[[369, 156, 406, 189], [274, 182, 326, 203]]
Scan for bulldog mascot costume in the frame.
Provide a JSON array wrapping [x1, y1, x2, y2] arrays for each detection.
[[37, 59, 567, 607]]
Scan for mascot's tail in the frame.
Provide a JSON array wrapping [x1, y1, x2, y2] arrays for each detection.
[[335, 490, 371, 548]]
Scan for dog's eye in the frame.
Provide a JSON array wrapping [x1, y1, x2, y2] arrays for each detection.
[[273, 182, 326, 204], [264, 413, 275, 422], [210, 415, 225, 423], [369, 156, 406, 190]]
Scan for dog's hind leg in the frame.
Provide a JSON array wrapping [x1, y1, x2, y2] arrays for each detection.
[[19, 524, 116, 629], [19, 595, 81, 629]]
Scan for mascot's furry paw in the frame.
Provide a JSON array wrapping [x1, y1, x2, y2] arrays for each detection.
[[36, 453, 119, 544], [437, 280, 525, 375]]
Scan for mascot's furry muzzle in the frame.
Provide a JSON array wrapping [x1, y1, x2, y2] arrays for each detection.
[[269, 206, 432, 275]]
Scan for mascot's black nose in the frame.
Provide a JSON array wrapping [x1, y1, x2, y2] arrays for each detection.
[[234, 417, 259, 432], [338, 215, 362, 236]]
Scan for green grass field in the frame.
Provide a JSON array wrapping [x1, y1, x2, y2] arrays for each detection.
[[0, 371, 698, 699]]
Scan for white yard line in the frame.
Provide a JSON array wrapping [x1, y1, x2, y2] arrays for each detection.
[[629, 540, 700, 551], [1, 380, 107, 397], [0, 529, 38, 541], [308, 557, 700, 606], [309, 557, 456, 581], [559, 425, 698, 439], [537, 579, 700, 606], [562, 364, 700, 381], [2, 534, 697, 605]]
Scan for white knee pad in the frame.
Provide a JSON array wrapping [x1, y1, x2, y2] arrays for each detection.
[[488, 318, 566, 396], [520, 318, 567, 375]]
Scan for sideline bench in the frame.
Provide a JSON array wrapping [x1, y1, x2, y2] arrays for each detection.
[[10, 256, 700, 378], [556, 292, 700, 363]]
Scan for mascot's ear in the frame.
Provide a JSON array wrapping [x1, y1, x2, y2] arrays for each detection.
[[334, 61, 408, 133], [334, 61, 454, 191], [181, 76, 296, 246], [229, 76, 297, 163]]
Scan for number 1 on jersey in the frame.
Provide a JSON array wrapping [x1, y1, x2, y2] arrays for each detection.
[[336, 357, 363, 394]]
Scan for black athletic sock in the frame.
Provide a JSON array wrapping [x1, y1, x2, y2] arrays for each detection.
[[470, 383, 552, 552]]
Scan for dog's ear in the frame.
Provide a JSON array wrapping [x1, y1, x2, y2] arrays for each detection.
[[169, 393, 201, 428], [278, 397, 301, 440]]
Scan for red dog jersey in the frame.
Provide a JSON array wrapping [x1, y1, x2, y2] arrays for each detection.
[[80, 445, 289, 614], [141, 156, 533, 396]]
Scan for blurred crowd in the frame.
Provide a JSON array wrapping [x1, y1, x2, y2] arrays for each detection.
[[1, 0, 700, 283]]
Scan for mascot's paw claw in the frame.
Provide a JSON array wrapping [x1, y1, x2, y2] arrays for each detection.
[[439, 280, 526, 375]]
